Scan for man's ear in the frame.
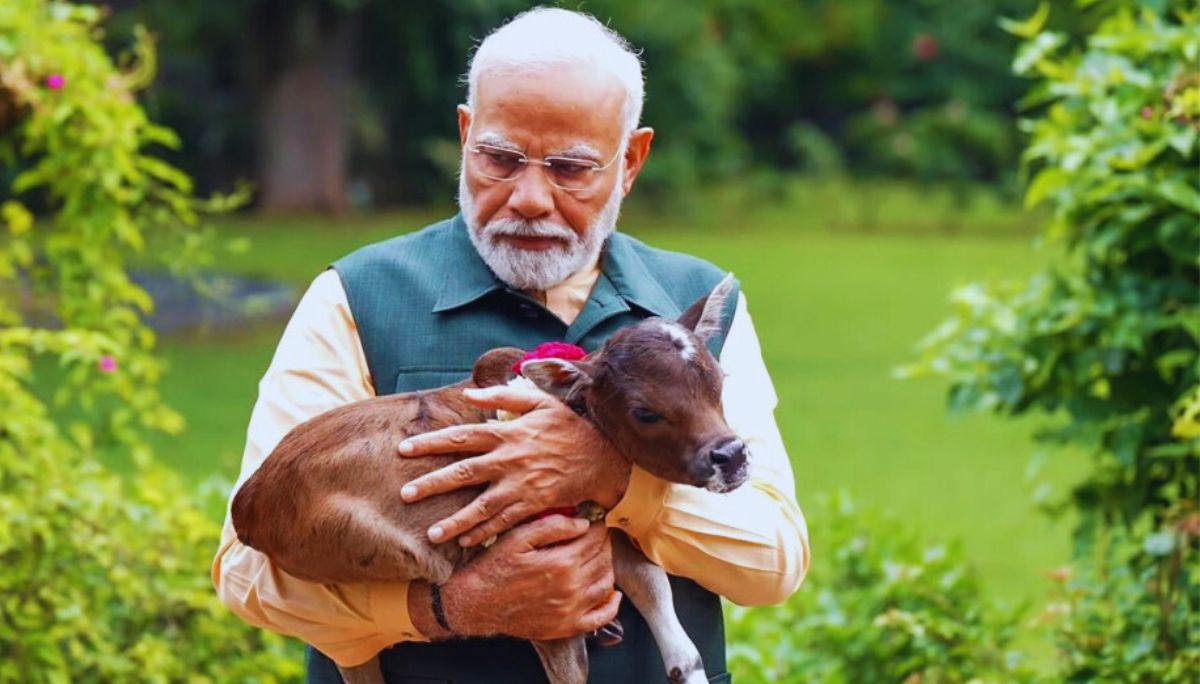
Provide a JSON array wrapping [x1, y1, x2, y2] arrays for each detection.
[[620, 127, 654, 196], [457, 105, 472, 146], [520, 358, 595, 402], [472, 347, 525, 387], [677, 273, 735, 343]]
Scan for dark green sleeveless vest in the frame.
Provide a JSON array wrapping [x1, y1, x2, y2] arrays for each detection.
[[307, 214, 738, 684]]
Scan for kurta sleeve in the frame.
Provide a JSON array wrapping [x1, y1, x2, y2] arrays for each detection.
[[212, 269, 427, 668], [605, 292, 810, 605]]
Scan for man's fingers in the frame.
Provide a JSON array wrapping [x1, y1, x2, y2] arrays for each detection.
[[459, 502, 538, 547], [401, 457, 496, 503], [572, 544, 614, 588], [426, 487, 517, 544], [582, 578, 614, 607], [398, 424, 503, 458], [511, 514, 589, 550], [462, 385, 553, 415], [564, 523, 612, 563], [578, 590, 623, 633]]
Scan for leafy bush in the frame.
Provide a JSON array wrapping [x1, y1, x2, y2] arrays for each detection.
[[901, 0, 1199, 676], [1, 1, 298, 679], [1035, 518, 1199, 682], [726, 493, 1033, 684]]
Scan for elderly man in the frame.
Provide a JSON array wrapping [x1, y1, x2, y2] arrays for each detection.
[[214, 7, 809, 683]]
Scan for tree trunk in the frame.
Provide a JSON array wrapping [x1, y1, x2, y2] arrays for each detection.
[[256, 15, 354, 214]]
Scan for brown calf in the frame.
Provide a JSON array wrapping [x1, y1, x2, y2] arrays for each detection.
[[231, 275, 747, 684]]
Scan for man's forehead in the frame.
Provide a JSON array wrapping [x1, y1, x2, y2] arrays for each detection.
[[471, 63, 626, 148]]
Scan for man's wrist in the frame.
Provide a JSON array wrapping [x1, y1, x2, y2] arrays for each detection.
[[407, 581, 455, 640], [593, 450, 632, 510]]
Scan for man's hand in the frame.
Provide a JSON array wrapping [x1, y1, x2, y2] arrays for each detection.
[[409, 516, 621, 640], [398, 385, 632, 547]]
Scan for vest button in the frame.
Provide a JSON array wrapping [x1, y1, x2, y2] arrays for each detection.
[[517, 303, 539, 318]]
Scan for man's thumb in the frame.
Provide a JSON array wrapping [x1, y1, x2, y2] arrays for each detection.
[[513, 514, 588, 549]]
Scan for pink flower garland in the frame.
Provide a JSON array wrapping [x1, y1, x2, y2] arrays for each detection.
[[511, 341, 587, 374]]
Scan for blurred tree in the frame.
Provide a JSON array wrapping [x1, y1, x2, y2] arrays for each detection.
[[112, 0, 1054, 210], [112, 0, 368, 213]]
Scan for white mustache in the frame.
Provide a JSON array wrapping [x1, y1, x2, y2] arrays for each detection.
[[483, 219, 576, 243]]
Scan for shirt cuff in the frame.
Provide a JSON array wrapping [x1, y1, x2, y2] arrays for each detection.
[[369, 581, 428, 643], [605, 464, 668, 539]]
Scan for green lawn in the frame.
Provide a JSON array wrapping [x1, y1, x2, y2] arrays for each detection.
[[148, 179, 1081, 663]]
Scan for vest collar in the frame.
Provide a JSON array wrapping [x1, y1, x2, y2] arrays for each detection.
[[432, 214, 506, 313], [432, 213, 681, 320], [602, 232, 681, 319]]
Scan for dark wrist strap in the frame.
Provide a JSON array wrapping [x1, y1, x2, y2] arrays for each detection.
[[430, 582, 453, 634]]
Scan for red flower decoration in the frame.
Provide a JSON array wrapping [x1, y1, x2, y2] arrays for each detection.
[[532, 507, 579, 521], [512, 342, 588, 374], [912, 34, 939, 62]]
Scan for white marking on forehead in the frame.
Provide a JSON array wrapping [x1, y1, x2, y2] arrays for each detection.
[[657, 321, 696, 363]]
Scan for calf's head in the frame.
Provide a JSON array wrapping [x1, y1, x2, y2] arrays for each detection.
[[519, 274, 749, 493]]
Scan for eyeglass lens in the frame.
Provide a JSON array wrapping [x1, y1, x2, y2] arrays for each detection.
[[473, 146, 599, 191]]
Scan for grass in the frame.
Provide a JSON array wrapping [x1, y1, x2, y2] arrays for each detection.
[[144, 177, 1079, 666]]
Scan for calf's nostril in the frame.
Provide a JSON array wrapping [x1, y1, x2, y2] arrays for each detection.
[[709, 438, 745, 466]]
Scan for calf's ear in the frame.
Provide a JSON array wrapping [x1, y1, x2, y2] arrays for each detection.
[[472, 347, 526, 387], [677, 272, 735, 343], [520, 358, 595, 402]]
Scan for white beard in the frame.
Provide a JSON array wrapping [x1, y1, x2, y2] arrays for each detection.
[[458, 162, 624, 291]]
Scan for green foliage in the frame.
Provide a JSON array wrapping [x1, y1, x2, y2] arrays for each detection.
[[901, 0, 1199, 676], [0, 456, 303, 681], [727, 493, 1034, 684], [1034, 519, 1200, 682], [0, 1, 297, 678]]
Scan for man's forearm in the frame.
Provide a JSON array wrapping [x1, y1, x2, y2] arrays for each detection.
[[213, 522, 427, 667], [606, 465, 809, 606]]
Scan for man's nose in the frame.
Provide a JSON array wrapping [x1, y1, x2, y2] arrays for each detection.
[[507, 164, 555, 219]]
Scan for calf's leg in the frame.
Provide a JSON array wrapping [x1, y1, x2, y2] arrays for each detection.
[[532, 636, 588, 684], [336, 656, 385, 684], [612, 532, 707, 684]]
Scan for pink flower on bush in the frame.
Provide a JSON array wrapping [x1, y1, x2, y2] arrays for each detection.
[[912, 34, 939, 62], [1141, 106, 1154, 120], [45, 74, 66, 90], [512, 342, 588, 374], [98, 355, 118, 373]]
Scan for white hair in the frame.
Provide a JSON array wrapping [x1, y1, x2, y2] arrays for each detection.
[[465, 7, 645, 135]]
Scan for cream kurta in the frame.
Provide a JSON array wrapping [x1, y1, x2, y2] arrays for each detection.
[[213, 265, 809, 667]]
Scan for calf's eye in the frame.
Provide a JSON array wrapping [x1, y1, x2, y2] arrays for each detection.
[[631, 407, 664, 424]]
